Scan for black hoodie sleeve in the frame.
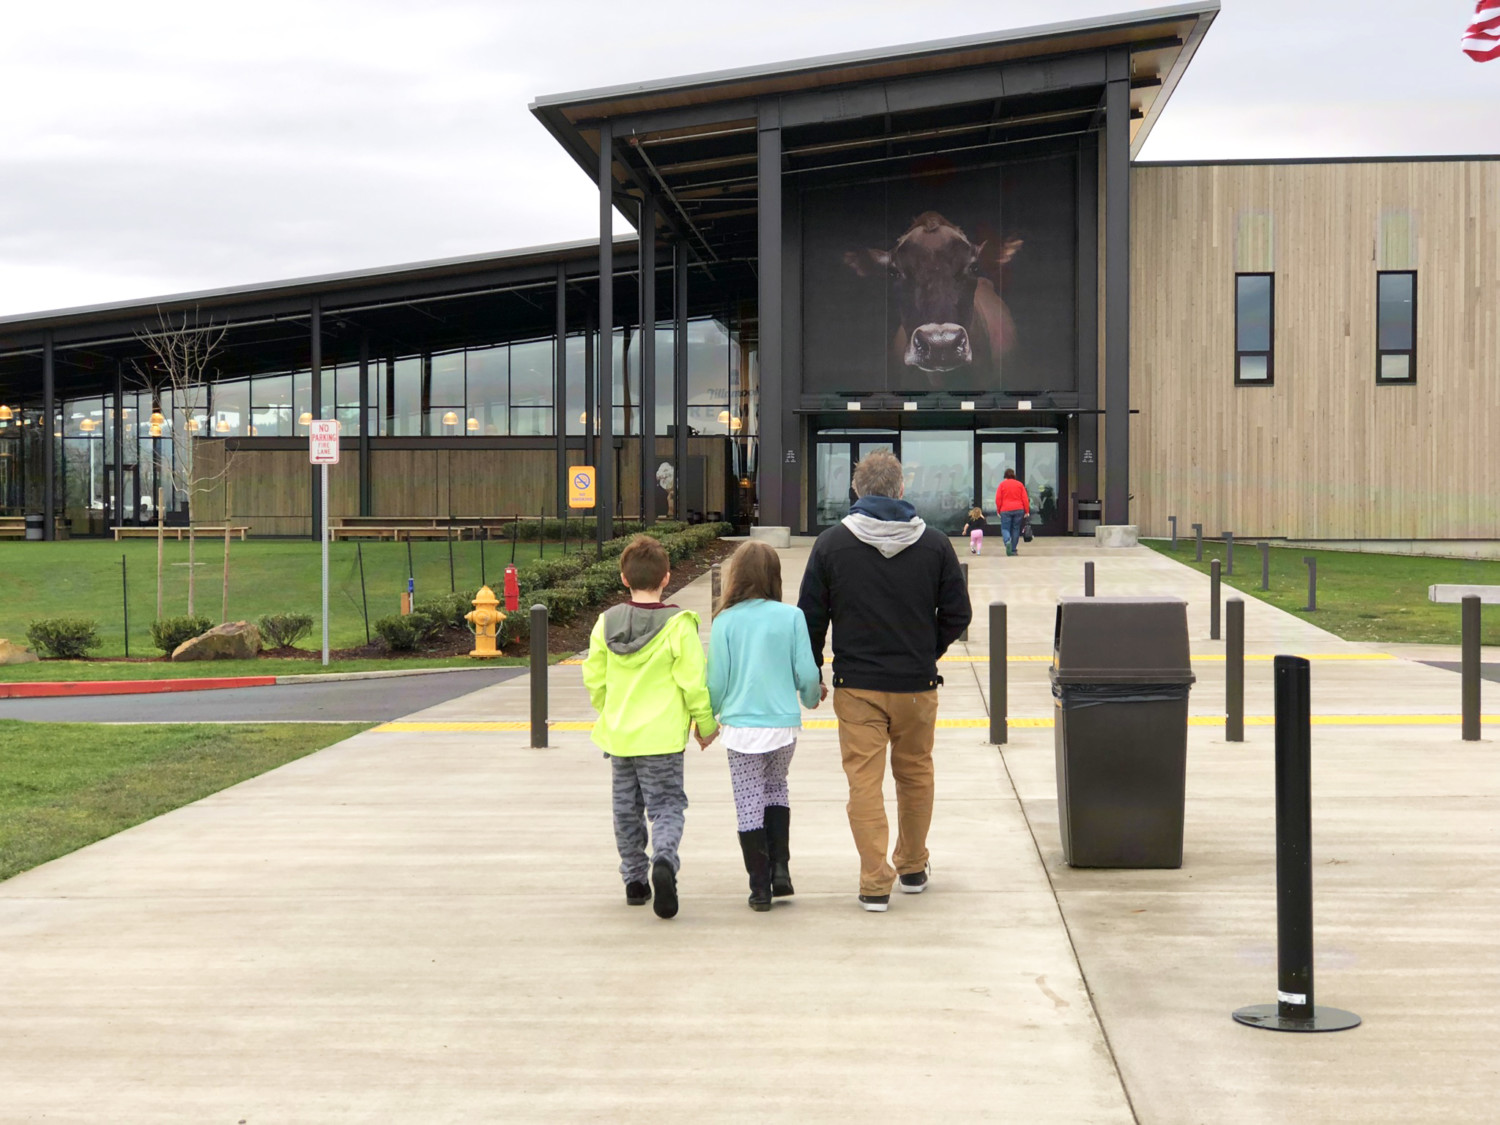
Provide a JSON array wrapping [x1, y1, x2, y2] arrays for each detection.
[[797, 537, 832, 672], [933, 537, 973, 658]]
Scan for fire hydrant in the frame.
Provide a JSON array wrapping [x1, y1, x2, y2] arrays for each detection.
[[502, 564, 520, 612], [465, 586, 506, 659]]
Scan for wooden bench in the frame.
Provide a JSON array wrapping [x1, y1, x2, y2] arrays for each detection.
[[330, 525, 471, 542], [113, 525, 249, 541], [0, 516, 25, 539]]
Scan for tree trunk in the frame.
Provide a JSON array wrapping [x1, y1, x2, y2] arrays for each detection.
[[187, 518, 195, 615], [222, 478, 232, 623]]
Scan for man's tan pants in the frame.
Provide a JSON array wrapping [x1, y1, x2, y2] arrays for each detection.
[[833, 687, 938, 896]]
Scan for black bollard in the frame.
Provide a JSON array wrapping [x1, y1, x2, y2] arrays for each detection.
[[1224, 532, 1234, 576], [960, 562, 970, 640], [1084, 560, 1095, 597], [530, 604, 549, 749], [1259, 541, 1271, 591], [710, 563, 722, 619], [1193, 523, 1204, 561], [1233, 656, 1360, 1032], [1210, 559, 1222, 641], [1462, 595, 1481, 742], [1304, 557, 1317, 612], [121, 554, 130, 657], [989, 602, 1007, 745], [1169, 515, 1178, 549], [1226, 598, 1245, 742], [447, 525, 456, 592]]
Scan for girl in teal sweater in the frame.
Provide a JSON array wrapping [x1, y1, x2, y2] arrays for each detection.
[[707, 541, 823, 911]]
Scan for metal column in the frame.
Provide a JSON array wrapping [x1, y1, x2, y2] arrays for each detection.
[[1103, 50, 1131, 527], [673, 241, 689, 523], [757, 102, 786, 527], [597, 121, 615, 545], [42, 330, 55, 540], [112, 361, 125, 529], [357, 334, 372, 516], [309, 297, 322, 540], [554, 264, 569, 524], [639, 193, 657, 526]]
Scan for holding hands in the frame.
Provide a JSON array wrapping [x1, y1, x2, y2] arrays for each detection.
[[694, 723, 718, 750]]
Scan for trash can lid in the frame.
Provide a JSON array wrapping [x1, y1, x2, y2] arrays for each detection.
[[1051, 595, 1195, 685]]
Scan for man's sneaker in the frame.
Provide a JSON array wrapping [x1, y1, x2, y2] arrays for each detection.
[[651, 858, 679, 919], [858, 894, 890, 912], [625, 880, 651, 906], [898, 864, 931, 894]]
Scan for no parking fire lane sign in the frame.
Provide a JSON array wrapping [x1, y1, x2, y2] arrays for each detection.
[[569, 466, 596, 509], [309, 419, 340, 464]]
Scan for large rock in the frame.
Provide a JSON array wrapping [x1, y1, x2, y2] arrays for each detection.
[[0, 638, 40, 665], [750, 525, 792, 549], [1095, 524, 1140, 548], [171, 621, 263, 662]]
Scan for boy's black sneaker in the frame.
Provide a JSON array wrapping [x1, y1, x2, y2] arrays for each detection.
[[898, 864, 931, 894], [858, 894, 890, 912], [625, 880, 651, 906], [652, 859, 679, 919]]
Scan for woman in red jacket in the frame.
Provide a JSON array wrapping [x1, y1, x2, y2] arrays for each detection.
[[994, 469, 1031, 556]]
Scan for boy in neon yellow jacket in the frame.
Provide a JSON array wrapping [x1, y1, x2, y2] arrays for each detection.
[[582, 535, 718, 919]]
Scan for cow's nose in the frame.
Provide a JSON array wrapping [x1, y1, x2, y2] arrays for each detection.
[[907, 323, 972, 371]]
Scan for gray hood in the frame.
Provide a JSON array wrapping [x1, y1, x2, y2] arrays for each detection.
[[841, 512, 927, 558], [601, 603, 680, 655]]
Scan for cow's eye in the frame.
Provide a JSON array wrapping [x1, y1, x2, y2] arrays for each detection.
[[964, 261, 981, 277], [888, 265, 904, 280]]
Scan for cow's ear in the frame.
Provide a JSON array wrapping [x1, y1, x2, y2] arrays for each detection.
[[844, 248, 890, 278], [993, 238, 1023, 265]]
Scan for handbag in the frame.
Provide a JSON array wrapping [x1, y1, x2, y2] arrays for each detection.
[[1021, 514, 1034, 542]]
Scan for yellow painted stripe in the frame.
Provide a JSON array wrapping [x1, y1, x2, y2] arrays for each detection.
[[939, 653, 1394, 664], [558, 657, 585, 665], [372, 713, 1498, 734]]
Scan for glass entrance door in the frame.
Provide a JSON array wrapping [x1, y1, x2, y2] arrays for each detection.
[[812, 435, 899, 530], [901, 431, 974, 535], [979, 438, 1066, 535]]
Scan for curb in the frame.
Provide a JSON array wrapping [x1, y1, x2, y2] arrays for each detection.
[[0, 663, 523, 699]]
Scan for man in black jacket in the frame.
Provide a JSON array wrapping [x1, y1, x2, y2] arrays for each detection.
[[797, 449, 972, 911]]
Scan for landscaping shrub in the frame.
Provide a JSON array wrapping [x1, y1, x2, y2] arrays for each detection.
[[150, 615, 214, 655], [373, 608, 443, 651], [258, 612, 313, 648], [25, 617, 102, 660], [527, 586, 591, 624], [414, 593, 473, 630]]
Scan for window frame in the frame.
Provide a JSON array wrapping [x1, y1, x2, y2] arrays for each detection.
[[1233, 272, 1275, 387], [1375, 270, 1418, 385]]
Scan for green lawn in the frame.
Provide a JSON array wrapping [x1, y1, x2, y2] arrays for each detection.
[[1144, 539, 1500, 645], [0, 720, 369, 882], [0, 655, 533, 683], [0, 537, 576, 659]]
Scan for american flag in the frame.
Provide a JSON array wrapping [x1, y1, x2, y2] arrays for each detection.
[[1463, 0, 1500, 61]]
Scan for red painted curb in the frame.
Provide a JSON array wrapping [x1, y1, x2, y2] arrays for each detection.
[[0, 676, 279, 699]]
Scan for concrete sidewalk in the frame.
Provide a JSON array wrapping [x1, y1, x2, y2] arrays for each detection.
[[0, 537, 1495, 1122]]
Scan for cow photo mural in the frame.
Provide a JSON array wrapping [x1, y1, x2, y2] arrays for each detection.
[[801, 151, 1079, 396]]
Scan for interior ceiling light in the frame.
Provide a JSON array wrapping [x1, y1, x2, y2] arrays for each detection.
[[578, 411, 588, 425], [717, 410, 730, 424], [466, 417, 479, 432], [79, 418, 97, 432], [186, 417, 200, 432], [298, 412, 312, 425], [0, 405, 12, 420], [149, 421, 162, 437], [149, 409, 164, 425], [442, 411, 459, 425], [215, 419, 230, 433], [730, 417, 743, 431]]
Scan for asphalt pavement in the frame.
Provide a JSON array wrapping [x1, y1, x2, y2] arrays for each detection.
[[0, 667, 526, 723]]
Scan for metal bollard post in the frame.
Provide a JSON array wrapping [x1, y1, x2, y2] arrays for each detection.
[[1210, 559, 1222, 641], [710, 562, 722, 619], [1259, 542, 1271, 591], [989, 602, 1007, 745], [1462, 595, 1481, 742], [1084, 560, 1095, 597], [1226, 598, 1245, 742], [1169, 515, 1178, 549], [529, 604, 549, 748], [1304, 557, 1317, 612], [1193, 523, 1204, 561], [1224, 532, 1234, 576], [1233, 656, 1360, 1033], [960, 562, 970, 641]]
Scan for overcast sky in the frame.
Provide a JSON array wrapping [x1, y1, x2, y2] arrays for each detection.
[[3, 0, 1495, 318]]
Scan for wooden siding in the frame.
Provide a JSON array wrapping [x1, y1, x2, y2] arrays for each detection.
[[1131, 160, 1500, 540]]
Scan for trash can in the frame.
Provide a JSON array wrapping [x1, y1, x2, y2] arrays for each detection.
[[24, 513, 43, 541], [1075, 500, 1102, 536], [1050, 596, 1196, 868]]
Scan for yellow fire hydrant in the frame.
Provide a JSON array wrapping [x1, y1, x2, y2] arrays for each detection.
[[465, 586, 506, 659]]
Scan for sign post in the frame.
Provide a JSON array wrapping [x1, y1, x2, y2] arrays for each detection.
[[309, 420, 341, 666]]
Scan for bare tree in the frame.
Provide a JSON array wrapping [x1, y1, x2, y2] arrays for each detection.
[[131, 309, 231, 619]]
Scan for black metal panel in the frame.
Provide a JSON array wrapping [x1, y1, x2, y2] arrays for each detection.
[[1103, 53, 1131, 526], [756, 104, 784, 527], [639, 193, 657, 525], [673, 242, 689, 523], [597, 120, 615, 544], [1076, 131, 1100, 503], [42, 331, 55, 540], [309, 297, 322, 539], [358, 334, 372, 517], [112, 362, 124, 530], [554, 265, 568, 523]]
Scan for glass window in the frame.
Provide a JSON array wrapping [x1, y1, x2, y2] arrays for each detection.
[[1377, 271, 1416, 383], [430, 350, 465, 408], [252, 374, 293, 437], [565, 334, 588, 435], [319, 368, 335, 422], [213, 380, 248, 438], [1235, 273, 1274, 384], [292, 370, 313, 431], [466, 345, 508, 435], [900, 432, 973, 535], [334, 364, 366, 437], [388, 357, 422, 436], [511, 338, 553, 436], [654, 326, 674, 438]]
